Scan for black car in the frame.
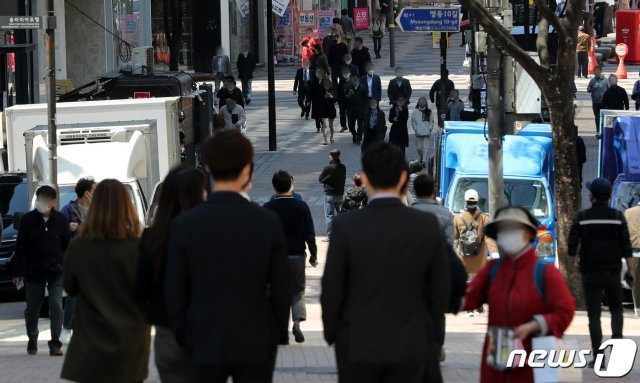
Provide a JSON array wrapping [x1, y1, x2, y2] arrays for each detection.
[[0, 173, 28, 288]]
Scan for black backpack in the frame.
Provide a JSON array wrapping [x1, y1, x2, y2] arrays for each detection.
[[458, 213, 481, 257]]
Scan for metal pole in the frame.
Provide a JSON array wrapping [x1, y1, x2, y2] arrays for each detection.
[[487, 37, 503, 217], [439, 33, 448, 124], [388, 3, 395, 67], [266, 0, 277, 151], [46, 0, 58, 203]]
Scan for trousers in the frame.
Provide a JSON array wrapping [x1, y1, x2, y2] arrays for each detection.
[[25, 275, 63, 349], [288, 256, 307, 323], [155, 326, 189, 383], [582, 271, 624, 356]]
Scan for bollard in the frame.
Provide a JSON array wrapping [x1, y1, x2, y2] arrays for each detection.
[[615, 43, 628, 79]]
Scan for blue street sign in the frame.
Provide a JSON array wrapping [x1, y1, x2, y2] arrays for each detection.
[[395, 7, 460, 32]]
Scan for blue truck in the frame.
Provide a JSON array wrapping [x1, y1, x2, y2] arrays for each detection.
[[438, 121, 556, 263]]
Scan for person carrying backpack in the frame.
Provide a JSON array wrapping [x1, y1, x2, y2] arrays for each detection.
[[454, 189, 497, 277], [461, 206, 575, 383]]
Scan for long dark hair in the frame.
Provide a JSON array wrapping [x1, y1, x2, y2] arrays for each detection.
[[147, 166, 205, 280], [416, 96, 432, 119]]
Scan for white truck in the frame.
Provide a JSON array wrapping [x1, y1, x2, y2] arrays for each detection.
[[4, 98, 183, 223]]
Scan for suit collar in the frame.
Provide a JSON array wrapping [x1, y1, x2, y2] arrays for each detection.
[[368, 197, 404, 208], [207, 191, 248, 204]]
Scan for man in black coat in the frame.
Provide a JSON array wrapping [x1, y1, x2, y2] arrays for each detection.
[[345, 72, 369, 144], [351, 37, 372, 78], [328, 34, 349, 86], [361, 99, 387, 152], [602, 74, 629, 111], [12, 185, 71, 356], [216, 76, 245, 110], [294, 61, 313, 119], [321, 142, 450, 383], [165, 131, 290, 382], [236, 48, 256, 104], [429, 70, 456, 127], [387, 67, 412, 106]]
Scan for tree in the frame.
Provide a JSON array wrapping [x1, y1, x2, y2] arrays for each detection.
[[458, 0, 584, 304], [162, 0, 182, 71]]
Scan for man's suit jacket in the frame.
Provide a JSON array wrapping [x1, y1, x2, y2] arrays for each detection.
[[387, 78, 413, 105], [321, 198, 450, 363], [165, 192, 290, 364], [360, 73, 382, 102], [294, 68, 312, 102]]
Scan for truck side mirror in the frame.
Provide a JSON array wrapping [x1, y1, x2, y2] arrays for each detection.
[[13, 212, 23, 230]]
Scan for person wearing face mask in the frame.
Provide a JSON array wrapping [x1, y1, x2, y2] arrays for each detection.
[[387, 67, 413, 106], [429, 70, 455, 128], [454, 190, 497, 281], [602, 74, 629, 111], [309, 43, 331, 77], [350, 37, 371, 77], [411, 97, 436, 168], [361, 99, 387, 152], [446, 89, 465, 121], [388, 96, 410, 156], [360, 62, 382, 102], [216, 76, 245, 111], [345, 72, 369, 144], [461, 206, 575, 383], [337, 66, 352, 133], [311, 72, 338, 144], [12, 185, 72, 357], [236, 46, 256, 105], [211, 46, 231, 103], [294, 59, 313, 119], [59, 177, 96, 344], [328, 33, 349, 86], [219, 96, 247, 132]]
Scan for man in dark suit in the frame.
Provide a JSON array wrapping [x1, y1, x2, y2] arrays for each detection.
[[387, 67, 413, 106], [345, 72, 369, 144], [165, 131, 290, 382], [361, 99, 386, 153], [294, 60, 312, 119], [321, 142, 451, 383], [361, 62, 382, 102]]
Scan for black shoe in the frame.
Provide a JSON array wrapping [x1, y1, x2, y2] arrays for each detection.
[[588, 355, 606, 369], [356, 140, 362, 145], [305, 114, 309, 120], [292, 324, 305, 343], [49, 345, 63, 356], [27, 340, 37, 355], [316, 128, 320, 133], [301, 111, 305, 117], [246, 99, 251, 105]]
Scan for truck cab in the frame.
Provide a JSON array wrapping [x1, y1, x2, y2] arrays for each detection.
[[439, 122, 556, 263]]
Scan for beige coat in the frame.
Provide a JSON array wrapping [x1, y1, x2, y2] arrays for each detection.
[[454, 210, 497, 275]]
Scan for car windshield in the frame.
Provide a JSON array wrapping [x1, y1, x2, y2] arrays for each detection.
[[614, 181, 640, 212], [0, 181, 28, 218], [450, 178, 550, 219]]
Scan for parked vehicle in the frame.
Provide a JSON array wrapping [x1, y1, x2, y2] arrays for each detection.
[[0, 172, 28, 288], [438, 121, 556, 264]]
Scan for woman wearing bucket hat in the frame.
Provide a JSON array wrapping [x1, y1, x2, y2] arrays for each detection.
[[461, 206, 575, 383]]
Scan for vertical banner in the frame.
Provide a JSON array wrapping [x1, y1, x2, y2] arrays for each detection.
[[353, 7, 370, 30], [316, 9, 334, 37], [272, 0, 291, 17], [275, 6, 295, 62]]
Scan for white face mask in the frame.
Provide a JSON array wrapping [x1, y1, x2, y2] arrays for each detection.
[[496, 229, 529, 256], [36, 200, 51, 215], [368, 70, 374, 75], [610, 79, 618, 86]]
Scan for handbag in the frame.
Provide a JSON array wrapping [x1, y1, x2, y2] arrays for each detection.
[[532, 336, 583, 383]]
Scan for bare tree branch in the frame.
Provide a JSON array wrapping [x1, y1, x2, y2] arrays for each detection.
[[537, 19, 550, 69], [458, 0, 547, 82], [533, 0, 563, 32]]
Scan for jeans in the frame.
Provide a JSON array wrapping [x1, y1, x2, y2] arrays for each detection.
[[324, 194, 344, 237], [241, 78, 252, 101], [155, 326, 189, 383], [582, 271, 624, 356], [63, 296, 75, 330], [592, 103, 603, 134], [25, 275, 63, 348], [289, 256, 307, 323]]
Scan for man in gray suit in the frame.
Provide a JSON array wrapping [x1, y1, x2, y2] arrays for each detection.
[[321, 142, 450, 383], [212, 46, 231, 103]]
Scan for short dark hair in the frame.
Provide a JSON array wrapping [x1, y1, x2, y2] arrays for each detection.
[[353, 173, 363, 187], [36, 185, 57, 200], [272, 170, 293, 193], [333, 17, 341, 24], [225, 75, 236, 83], [355, 36, 363, 43], [204, 130, 254, 181], [330, 149, 341, 160], [342, 9, 348, 15], [409, 160, 423, 174], [75, 177, 96, 199], [362, 142, 407, 189], [413, 174, 435, 198]]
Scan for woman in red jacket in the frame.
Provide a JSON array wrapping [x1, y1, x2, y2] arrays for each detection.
[[462, 206, 575, 383]]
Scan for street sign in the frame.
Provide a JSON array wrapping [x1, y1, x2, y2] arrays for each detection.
[[395, 7, 460, 32], [0, 16, 43, 30], [615, 43, 628, 58]]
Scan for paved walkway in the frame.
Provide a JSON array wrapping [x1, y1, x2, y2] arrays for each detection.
[[1, 30, 640, 382]]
